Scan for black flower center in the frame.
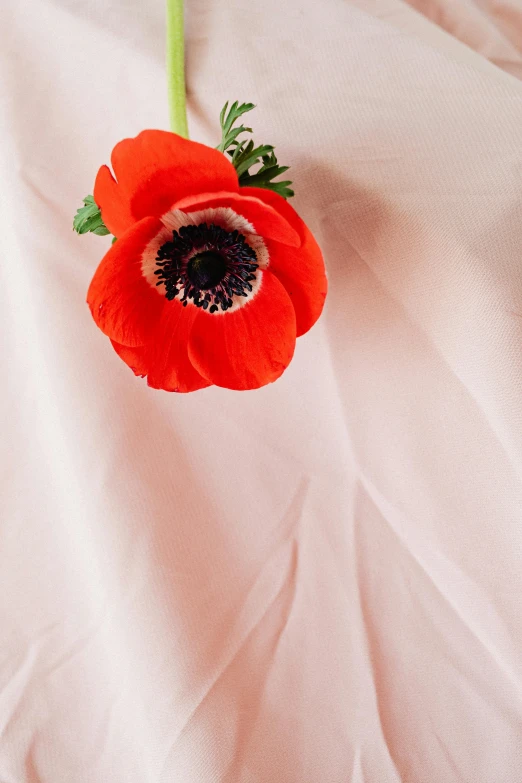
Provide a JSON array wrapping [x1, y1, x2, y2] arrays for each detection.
[[187, 250, 227, 290], [154, 223, 259, 313]]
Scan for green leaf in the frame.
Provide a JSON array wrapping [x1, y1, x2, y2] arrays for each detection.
[[231, 139, 248, 164], [73, 195, 110, 236], [234, 143, 274, 178], [216, 101, 294, 198], [219, 101, 229, 129], [217, 101, 256, 153], [225, 125, 253, 148], [239, 171, 294, 199], [241, 165, 288, 184]]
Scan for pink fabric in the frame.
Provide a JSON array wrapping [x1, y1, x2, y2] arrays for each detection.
[[2, 0, 522, 780], [405, 0, 522, 79]]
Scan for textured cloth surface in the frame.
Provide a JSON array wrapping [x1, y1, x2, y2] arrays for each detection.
[[2, 1, 522, 780]]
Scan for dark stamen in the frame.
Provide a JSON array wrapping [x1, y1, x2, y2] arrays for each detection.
[[154, 222, 259, 315]]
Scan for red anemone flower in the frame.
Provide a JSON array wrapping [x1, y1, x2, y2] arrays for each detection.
[[87, 131, 327, 391]]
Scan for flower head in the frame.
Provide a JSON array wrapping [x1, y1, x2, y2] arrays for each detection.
[[87, 130, 327, 391]]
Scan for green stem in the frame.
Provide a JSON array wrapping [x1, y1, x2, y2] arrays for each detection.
[[166, 0, 189, 138]]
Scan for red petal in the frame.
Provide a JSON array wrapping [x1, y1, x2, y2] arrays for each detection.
[[94, 165, 135, 238], [240, 188, 327, 336], [146, 300, 211, 393], [87, 217, 164, 347], [188, 272, 296, 390], [95, 131, 239, 233], [110, 341, 149, 377], [173, 191, 300, 247]]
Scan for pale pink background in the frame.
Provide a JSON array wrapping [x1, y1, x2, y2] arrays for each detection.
[[2, 0, 522, 780]]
